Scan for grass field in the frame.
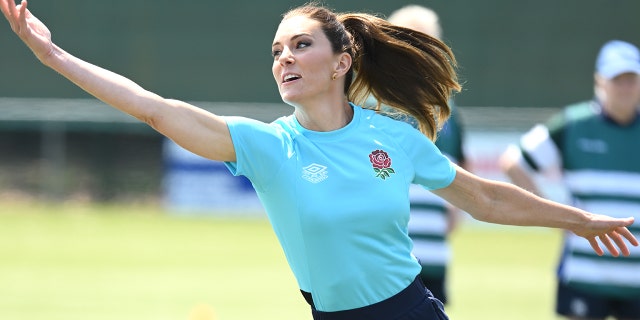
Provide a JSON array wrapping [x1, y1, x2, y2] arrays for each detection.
[[0, 201, 564, 320]]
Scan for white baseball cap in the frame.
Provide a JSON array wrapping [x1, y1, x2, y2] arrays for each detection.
[[596, 40, 640, 79]]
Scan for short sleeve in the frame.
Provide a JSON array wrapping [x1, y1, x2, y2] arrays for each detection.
[[394, 122, 456, 190], [223, 116, 291, 191]]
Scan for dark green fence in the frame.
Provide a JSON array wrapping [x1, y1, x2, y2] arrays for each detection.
[[1, 0, 639, 107]]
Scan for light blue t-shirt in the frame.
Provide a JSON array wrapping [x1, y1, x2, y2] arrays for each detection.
[[224, 104, 455, 311]]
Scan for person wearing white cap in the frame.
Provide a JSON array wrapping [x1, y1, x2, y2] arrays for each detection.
[[500, 40, 640, 320]]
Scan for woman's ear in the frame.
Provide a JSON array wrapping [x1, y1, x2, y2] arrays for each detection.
[[334, 52, 352, 77]]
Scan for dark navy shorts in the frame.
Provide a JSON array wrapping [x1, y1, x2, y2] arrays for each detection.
[[420, 271, 448, 305], [301, 276, 449, 320], [556, 281, 640, 319]]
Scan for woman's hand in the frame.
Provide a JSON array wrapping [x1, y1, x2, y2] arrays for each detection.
[[572, 215, 638, 257], [1, 0, 55, 62]]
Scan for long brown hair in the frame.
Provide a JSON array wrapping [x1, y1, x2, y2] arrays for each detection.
[[282, 4, 461, 141]]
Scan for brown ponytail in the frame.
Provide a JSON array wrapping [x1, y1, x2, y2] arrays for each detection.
[[282, 4, 461, 141]]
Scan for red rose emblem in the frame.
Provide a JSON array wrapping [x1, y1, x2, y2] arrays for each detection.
[[369, 150, 395, 180], [369, 150, 392, 169]]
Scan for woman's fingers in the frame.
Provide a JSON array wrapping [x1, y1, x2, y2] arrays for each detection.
[[618, 223, 639, 246], [584, 216, 639, 256], [590, 226, 637, 257], [17, 0, 29, 34], [1, 0, 24, 34], [587, 237, 604, 256], [609, 230, 631, 257], [598, 234, 620, 257], [0, 0, 17, 30]]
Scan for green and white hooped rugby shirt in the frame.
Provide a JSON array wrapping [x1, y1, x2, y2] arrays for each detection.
[[515, 100, 640, 298]]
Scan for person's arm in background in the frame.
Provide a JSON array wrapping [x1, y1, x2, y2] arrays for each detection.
[[499, 144, 543, 197], [498, 119, 565, 198]]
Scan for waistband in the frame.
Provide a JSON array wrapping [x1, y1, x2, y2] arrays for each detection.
[[301, 276, 428, 319]]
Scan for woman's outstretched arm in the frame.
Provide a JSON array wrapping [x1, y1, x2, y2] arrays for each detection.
[[432, 165, 639, 257], [1, 0, 236, 162]]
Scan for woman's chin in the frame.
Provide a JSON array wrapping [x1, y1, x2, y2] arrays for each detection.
[[280, 93, 301, 106]]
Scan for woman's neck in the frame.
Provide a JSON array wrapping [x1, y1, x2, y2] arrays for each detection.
[[294, 99, 353, 132]]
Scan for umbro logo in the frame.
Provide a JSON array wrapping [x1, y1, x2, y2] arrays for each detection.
[[302, 163, 328, 183]]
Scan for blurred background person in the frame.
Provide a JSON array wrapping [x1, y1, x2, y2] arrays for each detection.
[[500, 40, 640, 320], [385, 4, 468, 305]]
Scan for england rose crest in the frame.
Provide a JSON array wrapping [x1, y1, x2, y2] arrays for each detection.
[[369, 149, 395, 180]]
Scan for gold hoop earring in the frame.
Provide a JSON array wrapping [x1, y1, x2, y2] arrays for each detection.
[[332, 73, 337, 80]]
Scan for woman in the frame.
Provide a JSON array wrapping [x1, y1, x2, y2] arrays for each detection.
[[1, 1, 637, 319]]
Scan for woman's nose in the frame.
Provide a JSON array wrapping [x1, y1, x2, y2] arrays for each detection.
[[278, 47, 294, 65]]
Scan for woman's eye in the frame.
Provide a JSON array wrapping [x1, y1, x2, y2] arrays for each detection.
[[297, 41, 311, 49], [271, 41, 310, 59]]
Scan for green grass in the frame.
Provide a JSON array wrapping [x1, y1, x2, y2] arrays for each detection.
[[446, 224, 562, 320], [0, 202, 564, 320]]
